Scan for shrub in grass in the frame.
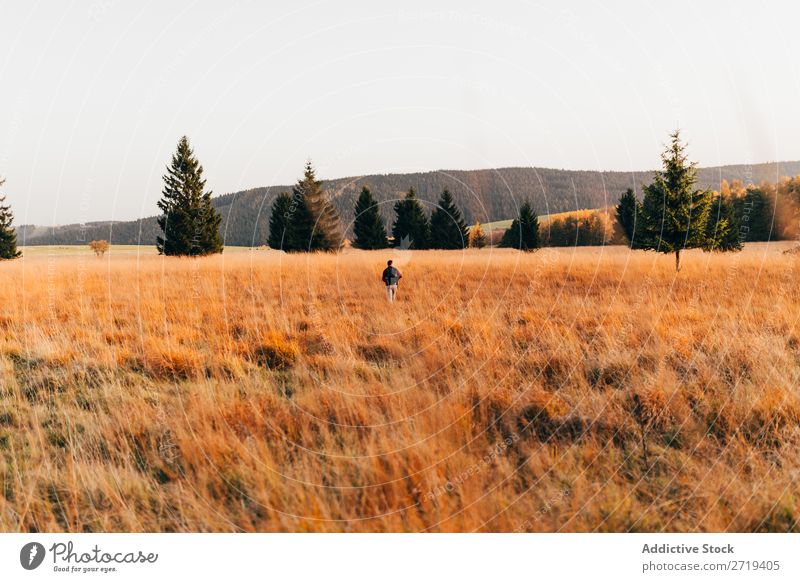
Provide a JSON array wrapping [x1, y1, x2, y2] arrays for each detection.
[[252, 335, 300, 370]]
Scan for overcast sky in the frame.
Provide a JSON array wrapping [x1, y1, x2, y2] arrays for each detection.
[[1, 0, 799, 225]]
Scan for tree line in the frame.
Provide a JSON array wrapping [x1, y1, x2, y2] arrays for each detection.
[[152, 137, 542, 255], [1, 131, 798, 261], [542, 210, 620, 247], [145, 132, 800, 260]]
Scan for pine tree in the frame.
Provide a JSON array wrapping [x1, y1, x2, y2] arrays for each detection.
[[288, 161, 344, 252], [392, 188, 430, 249], [734, 186, 774, 242], [518, 202, 540, 250], [0, 179, 21, 260], [286, 186, 314, 252], [705, 192, 742, 252], [469, 222, 487, 248], [198, 188, 223, 254], [352, 186, 388, 249], [500, 201, 540, 251], [156, 136, 223, 256], [268, 192, 293, 250], [616, 188, 640, 247], [430, 189, 468, 249], [638, 131, 713, 271]]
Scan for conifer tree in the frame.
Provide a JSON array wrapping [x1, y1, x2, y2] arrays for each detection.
[[268, 192, 293, 250], [286, 186, 314, 252], [733, 186, 773, 242], [0, 179, 21, 260], [469, 222, 487, 248], [156, 136, 223, 256], [289, 161, 344, 252], [616, 188, 640, 247], [638, 131, 713, 271], [430, 189, 468, 249], [500, 200, 540, 251], [352, 186, 388, 249], [392, 188, 430, 249], [705, 192, 742, 252]]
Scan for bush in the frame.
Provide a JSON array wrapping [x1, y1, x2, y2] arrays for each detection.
[[89, 240, 109, 257], [252, 335, 300, 370]]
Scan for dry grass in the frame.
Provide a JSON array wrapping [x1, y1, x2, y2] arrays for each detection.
[[0, 243, 799, 532]]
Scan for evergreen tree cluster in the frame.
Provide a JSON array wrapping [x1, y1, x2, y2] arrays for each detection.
[[348, 188, 540, 253], [361, 187, 469, 250], [615, 130, 741, 270], [270, 183, 474, 252], [266, 162, 345, 252], [618, 174, 800, 257], [154, 139, 348, 256]]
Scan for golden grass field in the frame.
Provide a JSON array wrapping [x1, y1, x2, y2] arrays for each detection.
[[0, 243, 798, 532]]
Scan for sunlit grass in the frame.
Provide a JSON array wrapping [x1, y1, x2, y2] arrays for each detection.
[[0, 242, 798, 532]]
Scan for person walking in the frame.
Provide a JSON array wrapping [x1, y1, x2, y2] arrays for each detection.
[[381, 259, 402, 302]]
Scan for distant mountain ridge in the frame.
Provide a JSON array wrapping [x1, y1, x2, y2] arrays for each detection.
[[18, 161, 800, 246]]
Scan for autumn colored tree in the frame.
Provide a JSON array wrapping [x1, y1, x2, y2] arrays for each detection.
[[469, 222, 487, 248], [89, 240, 110, 257]]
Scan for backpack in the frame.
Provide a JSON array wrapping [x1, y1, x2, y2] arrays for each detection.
[[384, 266, 401, 285]]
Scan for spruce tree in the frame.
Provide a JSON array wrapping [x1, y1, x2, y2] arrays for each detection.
[[0, 179, 21, 260], [198, 189, 223, 254], [500, 201, 540, 251], [469, 222, 487, 248], [268, 192, 293, 250], [289, 161, 344, 252], [734, 186, 773, 242], [430, 189, 468, 249], [638, 131, 713, 271], [286, 186, 314, 252], [392, 188, 430, 249], [616, 188, 640, 247], [156, 136, 223, 256], [705, 192, 742, 252], [352, 186, 388, 249]]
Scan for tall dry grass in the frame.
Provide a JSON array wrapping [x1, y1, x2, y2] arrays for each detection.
[[0, 243, 798, 532]]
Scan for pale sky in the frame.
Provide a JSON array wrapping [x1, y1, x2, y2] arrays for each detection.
[[1, 0, 799, 225]]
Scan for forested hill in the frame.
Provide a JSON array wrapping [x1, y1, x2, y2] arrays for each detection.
[[18, 161, 800, 246]]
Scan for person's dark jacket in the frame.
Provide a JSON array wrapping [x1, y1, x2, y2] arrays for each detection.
[[382, 266, 402, 286]]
